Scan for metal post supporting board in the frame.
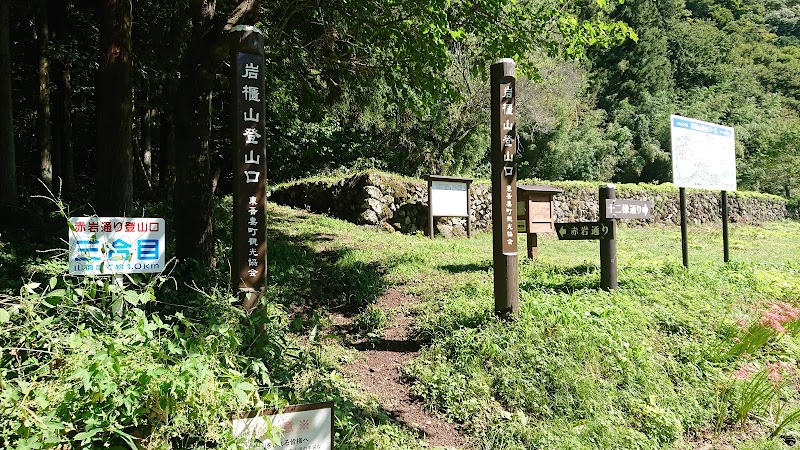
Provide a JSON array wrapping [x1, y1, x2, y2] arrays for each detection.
[[722, 190, 729, 263], [680, 187, 688, 269]]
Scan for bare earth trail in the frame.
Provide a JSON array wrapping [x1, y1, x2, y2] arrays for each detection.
[[331, 288, 468, 449]]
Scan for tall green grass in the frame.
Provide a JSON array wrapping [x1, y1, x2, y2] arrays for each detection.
[[267, 206, 800, 449], [3, 198, 800, 449]]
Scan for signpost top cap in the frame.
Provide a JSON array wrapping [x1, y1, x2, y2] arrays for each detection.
[[229, 25, 265, 35], [493, 58, 515, 65], [490, 58, 516, 78], [517, 184, 563, 194]]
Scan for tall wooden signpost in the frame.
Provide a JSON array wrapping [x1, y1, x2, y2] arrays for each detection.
[[598, 185, 618, 289], [491, 59, 519, 317], [230, 26, 267, 311]]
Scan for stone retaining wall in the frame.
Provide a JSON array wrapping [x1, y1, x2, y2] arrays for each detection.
[[270, 171, 797, 236]]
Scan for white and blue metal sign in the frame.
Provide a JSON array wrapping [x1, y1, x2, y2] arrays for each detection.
[[68, 217, 166, 275]]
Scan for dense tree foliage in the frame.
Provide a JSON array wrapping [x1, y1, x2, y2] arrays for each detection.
[[3, 0, 800, 260], [557, 0, 800, 194]]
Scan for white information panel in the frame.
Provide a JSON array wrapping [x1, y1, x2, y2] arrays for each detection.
[[430, 181, 469, 217], [68, 217, 166, 275], [671, 114, 737, 191], [232, 402, 333, 449]]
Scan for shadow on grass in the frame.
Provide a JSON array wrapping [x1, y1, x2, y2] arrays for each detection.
[[0, 209, 69, 294], [520, 261, 602, 294], [353, 338, 422, 353], [267, 229, 386, 317], [438, 260, 493, 274]]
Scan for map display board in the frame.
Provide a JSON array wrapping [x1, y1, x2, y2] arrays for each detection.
[[670, 115, 736, 191]]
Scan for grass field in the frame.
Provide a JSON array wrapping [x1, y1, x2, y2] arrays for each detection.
[[3, 202, 800, 449], [266, 205, 800, 449]]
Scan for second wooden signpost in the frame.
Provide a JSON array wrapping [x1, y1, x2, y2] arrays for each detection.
[[555, 184, 653, 290]]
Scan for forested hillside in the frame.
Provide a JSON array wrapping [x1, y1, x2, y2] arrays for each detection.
[[2, 0, 800, 221], [564, 0, 800, 196]]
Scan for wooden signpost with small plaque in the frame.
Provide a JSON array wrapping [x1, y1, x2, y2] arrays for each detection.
[[230, 26, 267, 311], [555, 184, 652, 290], [491, 58, 519, 317], [517, 184, 562, 258]]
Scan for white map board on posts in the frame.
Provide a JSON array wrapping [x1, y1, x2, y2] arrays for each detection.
[[670, 114, 737, 191], [430, 181, 469, 217], [68, 217, 166, 275]]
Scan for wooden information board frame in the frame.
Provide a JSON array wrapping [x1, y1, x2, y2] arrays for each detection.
[[425, 175, 473, 239]]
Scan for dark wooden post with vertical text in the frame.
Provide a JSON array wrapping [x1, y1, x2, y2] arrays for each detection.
[[230, 26, 267, 311], [491, 59, 519, 317]]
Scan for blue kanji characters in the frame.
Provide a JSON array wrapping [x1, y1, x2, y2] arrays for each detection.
[[137, 239, 159, 260]]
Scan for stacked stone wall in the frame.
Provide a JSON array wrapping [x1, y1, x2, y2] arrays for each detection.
[[269, 171, 798, 236]]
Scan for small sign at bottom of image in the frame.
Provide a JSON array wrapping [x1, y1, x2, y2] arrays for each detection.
[[231, 402, 333, 450]]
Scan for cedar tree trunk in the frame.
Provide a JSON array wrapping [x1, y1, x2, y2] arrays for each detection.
[[173, 0, 260, 265], [37, 0, 52, 191], [0, 0, 16, 206], [95, 0, 133, 215]]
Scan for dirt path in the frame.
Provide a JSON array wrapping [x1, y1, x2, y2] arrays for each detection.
[[333, 288, 468, 449]]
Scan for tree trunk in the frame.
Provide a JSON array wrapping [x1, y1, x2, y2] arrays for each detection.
[[37, 0, 52, 191], [0, 0, 17, 207], [140, 78, 152, 187], [95, 0, 133, 216], [57, 58, 74, 196], [51, 0, 73, 196], [173, 0, 261, 265], [172, 3, 215, 265], [159, 108, 175, 194], [174, 51, 216, 264]]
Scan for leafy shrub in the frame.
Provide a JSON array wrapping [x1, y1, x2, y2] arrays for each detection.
[[0, 271, 286, 449], [352, 305, 388, 340]]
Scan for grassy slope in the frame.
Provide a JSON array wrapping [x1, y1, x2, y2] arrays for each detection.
[[267, 203, 800, 449], [3, 201, 799, 449]]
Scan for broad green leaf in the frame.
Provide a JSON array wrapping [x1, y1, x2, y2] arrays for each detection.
[[73, 427, 102, 441]]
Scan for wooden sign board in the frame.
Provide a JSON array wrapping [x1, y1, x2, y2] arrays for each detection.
[[605, 199, 653, 219], [230, 27, 267, 298], [490, 58, 519, 316], [231, 402, 333, 449], [555, 222, 614, 241], [430, 180, 469, 217]]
